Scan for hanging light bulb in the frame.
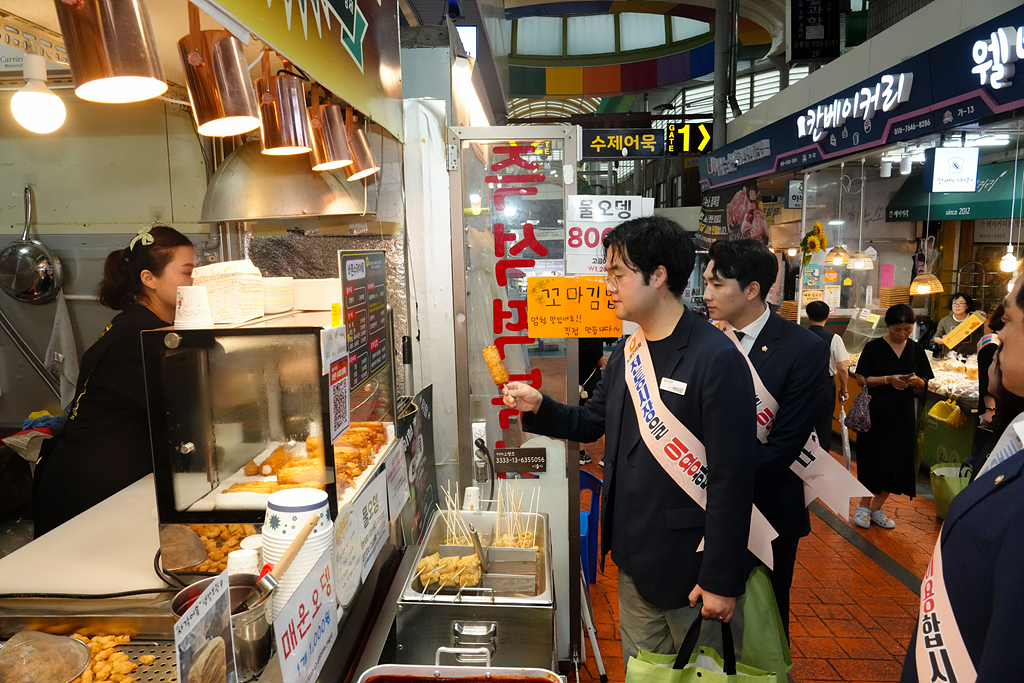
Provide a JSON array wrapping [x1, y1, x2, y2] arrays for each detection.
[[344, 107, 380, 181], [11, 53, 66, 134], [178, 5, 260, 138], [1001, 245, 1018, 272], [308, 83, 353, 171], [54, 0, 167, 103], [256, 52, 312, 155]]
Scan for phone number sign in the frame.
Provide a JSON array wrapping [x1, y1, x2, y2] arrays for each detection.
[[494, 447, 547, 474]]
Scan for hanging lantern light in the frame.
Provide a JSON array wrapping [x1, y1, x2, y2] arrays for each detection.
[[256, 51, 312, 155], [826, 245, 850, 264], [54, 0, 167, 104], [177, 4, 260, 137], [308, 83, 353, 171], [909, 272, 944, 295]]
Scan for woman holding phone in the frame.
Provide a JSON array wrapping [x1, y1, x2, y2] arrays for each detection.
[[851, 304, 934, 529]]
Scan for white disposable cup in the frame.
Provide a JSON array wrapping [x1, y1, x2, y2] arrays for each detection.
[[227, 548, 259, 576], [174, 285, 214, 327], [239, 534, 263, 564], [463, 486, 481, 511]]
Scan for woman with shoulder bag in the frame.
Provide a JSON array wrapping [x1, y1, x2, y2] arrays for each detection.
[[849, 304, 934, 529]]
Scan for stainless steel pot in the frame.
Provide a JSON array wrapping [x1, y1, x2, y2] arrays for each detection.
[[356, 647, 561, 683], [170, 574, 274, 683], [0, 186, 64, 304]]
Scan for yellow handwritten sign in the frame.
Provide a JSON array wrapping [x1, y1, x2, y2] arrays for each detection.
[[527, 276, 622, 338], [943, 311, 985, 349]]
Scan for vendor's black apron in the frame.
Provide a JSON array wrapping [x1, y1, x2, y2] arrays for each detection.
[[33, 308, 160, 537]]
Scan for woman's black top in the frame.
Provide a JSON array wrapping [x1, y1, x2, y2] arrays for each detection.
[[33, 305, 169, 536]]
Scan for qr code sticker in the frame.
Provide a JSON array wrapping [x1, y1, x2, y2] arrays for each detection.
[[330, 359, 349, 440]]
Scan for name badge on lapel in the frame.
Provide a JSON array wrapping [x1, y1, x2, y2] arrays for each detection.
[[660, 377, 687, 396]]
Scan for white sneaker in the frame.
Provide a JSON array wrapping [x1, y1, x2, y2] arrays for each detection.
[[853, 506, 871, 528], [871, 510, 896, 529]]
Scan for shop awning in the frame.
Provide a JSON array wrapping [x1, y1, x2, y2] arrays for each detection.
[[886, 160, 1024, 221]]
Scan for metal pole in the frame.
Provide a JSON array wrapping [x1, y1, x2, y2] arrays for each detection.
[[796, 173, 809, 325], [712, 0, 730, 149]]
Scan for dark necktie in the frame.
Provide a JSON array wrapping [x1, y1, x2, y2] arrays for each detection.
[[734, 330, 746, 341]]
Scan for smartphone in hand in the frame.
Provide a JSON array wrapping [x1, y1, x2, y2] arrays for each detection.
[[901, 373, 916, 379]]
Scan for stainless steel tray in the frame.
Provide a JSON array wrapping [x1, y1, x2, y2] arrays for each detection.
[[357, 647, 560, 682], [399, 511, 553, 605]]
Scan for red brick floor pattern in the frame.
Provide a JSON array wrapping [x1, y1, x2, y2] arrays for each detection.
[[576, 445, 941, 683]]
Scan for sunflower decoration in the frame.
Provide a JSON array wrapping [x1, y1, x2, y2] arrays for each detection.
[[800, 222, 829, 264]]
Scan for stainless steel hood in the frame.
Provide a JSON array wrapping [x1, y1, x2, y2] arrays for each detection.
[[200, 140, 375, 222]]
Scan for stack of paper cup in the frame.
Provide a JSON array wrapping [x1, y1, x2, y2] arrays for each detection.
[[174, 285, 214, 329], [262, 489, 334, 619], [263, 277, 294, 314]]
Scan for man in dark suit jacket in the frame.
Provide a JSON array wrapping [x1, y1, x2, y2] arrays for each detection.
[[703, 239, 829, 641], [504, 217, 758, 663]]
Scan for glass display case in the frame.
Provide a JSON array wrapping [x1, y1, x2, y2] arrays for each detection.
[[842, 307, 890, 365], [142, 311, 398, 527]]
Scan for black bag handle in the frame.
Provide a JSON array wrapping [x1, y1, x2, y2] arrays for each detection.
[[672, 613, 737, 674]]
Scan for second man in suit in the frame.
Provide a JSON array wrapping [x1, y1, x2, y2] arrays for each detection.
[[702, 239, 829, 641]]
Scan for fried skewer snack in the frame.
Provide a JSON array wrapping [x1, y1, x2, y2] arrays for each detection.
[[483, 345, 509, 386]]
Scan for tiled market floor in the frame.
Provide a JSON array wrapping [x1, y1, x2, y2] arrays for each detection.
[[576, 437, 941, 683]]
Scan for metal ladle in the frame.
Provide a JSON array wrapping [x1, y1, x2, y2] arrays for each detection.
[[0, 631, 91, 683]]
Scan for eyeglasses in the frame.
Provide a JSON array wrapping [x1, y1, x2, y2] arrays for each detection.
[[605, 270, 634, 292]]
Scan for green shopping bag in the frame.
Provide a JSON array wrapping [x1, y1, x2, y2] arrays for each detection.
[[625, 614, 778, 683], [930, 462, 972, 519], [739, 566, 792, 678]]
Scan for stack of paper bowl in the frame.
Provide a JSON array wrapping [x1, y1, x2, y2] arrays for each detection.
[[262, 489, 334, 619], [263, 277, 294, 314]]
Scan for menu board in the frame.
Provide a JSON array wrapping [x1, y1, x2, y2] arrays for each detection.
[[526, 276, 622, 338], [339, 250, 388, 391]]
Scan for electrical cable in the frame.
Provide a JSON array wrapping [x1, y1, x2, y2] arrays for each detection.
[[0, 588, 178, 600]]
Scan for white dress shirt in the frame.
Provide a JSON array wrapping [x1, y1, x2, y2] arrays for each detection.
[[735, 304, 772, 356]]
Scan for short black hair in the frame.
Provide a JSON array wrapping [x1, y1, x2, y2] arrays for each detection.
[[949, 292, 975, 311], [885, 303, 915, 326], [806, 300, 830, 322], [706, 239, 778, 302], [602, 216, 695, 296]]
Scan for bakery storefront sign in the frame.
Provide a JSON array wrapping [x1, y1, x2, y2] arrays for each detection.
[[699, 4, 1024, 190], [972, 26, 1023, 89], [796, 73, 914, 142]]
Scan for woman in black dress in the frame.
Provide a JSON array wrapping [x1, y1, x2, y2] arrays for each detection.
[[33, 224, 195, 536], [852, 304, 933, 529]]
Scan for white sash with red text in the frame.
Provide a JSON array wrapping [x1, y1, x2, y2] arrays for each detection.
[[719, 325, 873, 518], [915, 533, 976, 683], [623, 327, 777, 569]]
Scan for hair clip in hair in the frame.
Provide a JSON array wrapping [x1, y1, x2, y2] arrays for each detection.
[[129, 225, 155, 251]]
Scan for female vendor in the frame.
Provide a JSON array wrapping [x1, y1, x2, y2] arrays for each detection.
[[33, 224, 195, 536]]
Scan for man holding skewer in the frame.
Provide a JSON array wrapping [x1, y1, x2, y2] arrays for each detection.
[[503, 216, 764, 665]]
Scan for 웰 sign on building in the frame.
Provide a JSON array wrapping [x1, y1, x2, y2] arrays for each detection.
[[700, 5, 1024, 190]]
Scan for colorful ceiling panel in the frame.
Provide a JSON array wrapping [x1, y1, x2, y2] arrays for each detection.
[[510, 40, 716, 97]]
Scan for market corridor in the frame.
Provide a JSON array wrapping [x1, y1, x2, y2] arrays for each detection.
[[577, 438, 940, 683]]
